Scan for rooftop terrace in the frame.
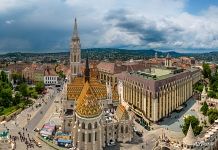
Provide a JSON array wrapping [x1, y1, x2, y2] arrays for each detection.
[[130, 67, 185, 80]]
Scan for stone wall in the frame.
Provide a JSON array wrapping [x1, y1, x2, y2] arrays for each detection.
[[0, 108, 22, 122]]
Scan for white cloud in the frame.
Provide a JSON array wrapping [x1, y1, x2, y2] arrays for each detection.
[[5, 19, 14, 24], [0, 0, 218, 52]]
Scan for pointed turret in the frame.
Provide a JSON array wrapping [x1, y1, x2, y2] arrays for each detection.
[[73, 18, 79, 39], [70, 18, 81, 79], [84, 54, 90, 83], [202, 86, 206, 94], [183, 123, 196, 146], [155, 51, 158, 59], [201, 86, 207, 101]]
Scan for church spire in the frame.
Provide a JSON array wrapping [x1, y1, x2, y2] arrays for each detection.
[[73, 18, 79, 39], [84, 53, 90, 83]]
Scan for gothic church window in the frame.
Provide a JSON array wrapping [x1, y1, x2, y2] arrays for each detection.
[[125, 126, 128, 133], [88, 123, 92, 130], [82, 122, 85, 129], [121, 125, 124, 133], [94, 122, 98, 129], [74, 55, 76, 62], [74, 66, 76, 74], [82, 133, 85, 142], [88, 133, 91, 142], [95, 132, 97, 141]]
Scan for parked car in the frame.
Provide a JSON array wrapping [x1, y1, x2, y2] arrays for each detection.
[[135, 119, 140, 124], [107, 142, 115, 146], [136, 131, 143, 137], [133, 126, 138, 132], [33, 138, 42, 147], [34, 128, 40, 132]]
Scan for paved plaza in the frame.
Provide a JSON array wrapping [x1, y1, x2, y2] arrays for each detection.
[[159, 98, 198, 132]]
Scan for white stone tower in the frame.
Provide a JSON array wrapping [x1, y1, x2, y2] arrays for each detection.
[[201, 86, 207, 101], [165, 53, 172, 67], [182, 124, 197, 150], [155, 51, 158, 60], [70, 18, 81, 80]]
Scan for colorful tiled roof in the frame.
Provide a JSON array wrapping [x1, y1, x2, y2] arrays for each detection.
[[115, 104, 129, 121], [67, 77, 107, 101], [76, 81, 102, 118]]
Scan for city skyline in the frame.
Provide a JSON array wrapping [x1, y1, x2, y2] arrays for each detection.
[[0, 0, 218, 53]]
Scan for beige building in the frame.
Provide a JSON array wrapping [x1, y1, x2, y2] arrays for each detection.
[[117, 67, 202, 123]]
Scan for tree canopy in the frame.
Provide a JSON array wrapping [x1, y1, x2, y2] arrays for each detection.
[[35, 81, 45, 94], [193, 81, 204, 92], [200, 101, 209, 116], [207, 108, 218, 124], [202, 63, 211, 79], [18, 83, 29, 98], [182, 115, 202, 136], [0, 71, 8, 83]]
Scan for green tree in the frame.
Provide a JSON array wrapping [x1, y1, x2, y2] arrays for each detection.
[[207, 108, 218, 124], [0, 71, 8, 83], [18, 83, 29, 99], [13, 92, 22, 105], [200, 102, 209, 115], [0, 88, 13, 107], [58, 71, 66, 79], [182, 115, 202, 136], [208, 90, 216, 98], [31, 91, 38, 99], [35, 81, 45, 94], [202, 63, 211, 79], [193, 81, 204, 92]]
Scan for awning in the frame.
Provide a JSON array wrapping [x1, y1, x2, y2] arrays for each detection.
[[57, 139, 72, 144]]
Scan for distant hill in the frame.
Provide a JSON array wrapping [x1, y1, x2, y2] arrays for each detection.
[[0, 48, 217, 62]]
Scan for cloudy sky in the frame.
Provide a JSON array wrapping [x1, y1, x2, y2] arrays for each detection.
[[0, 0, 218, 53]]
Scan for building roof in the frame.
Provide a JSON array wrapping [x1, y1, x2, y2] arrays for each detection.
[[44, 66, 58, 76], [97, 61, 146, 74], [97, 62, 123, 74], [116, 67, 200, 93], [183, 124, 196, 145], [76, 81, 102, 118], [112, 88, 119, 100], [67, 77, 108, 100], [115, 104, 129, 121]]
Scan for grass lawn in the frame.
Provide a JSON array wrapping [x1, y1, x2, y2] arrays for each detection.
[[0, 106, 18, 116]]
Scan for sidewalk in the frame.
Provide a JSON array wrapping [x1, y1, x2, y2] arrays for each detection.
[[36, 87, 64, 129], [15, 89, 55, 128]]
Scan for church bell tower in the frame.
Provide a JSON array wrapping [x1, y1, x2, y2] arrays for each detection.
[[70, 18, 81, 80]]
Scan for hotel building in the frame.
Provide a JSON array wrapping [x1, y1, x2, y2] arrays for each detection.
[[117, 67, 202, 122]]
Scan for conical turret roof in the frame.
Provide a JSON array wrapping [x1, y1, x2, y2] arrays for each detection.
[[183, 123, 196, 145], [72, 18, 79, 39]]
